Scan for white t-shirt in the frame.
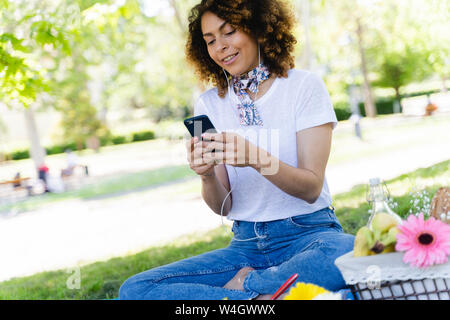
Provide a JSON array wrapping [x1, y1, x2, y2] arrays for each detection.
[[194, 69, 337, 222]]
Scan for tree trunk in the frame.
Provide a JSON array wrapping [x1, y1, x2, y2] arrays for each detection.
[[355, 17, 376, 118], [24, 105, 46, 171], [441, 74, 448, 94], [394, 87, 402, 111], [300, 0, 313, 70], [168, 0, 186, 35]]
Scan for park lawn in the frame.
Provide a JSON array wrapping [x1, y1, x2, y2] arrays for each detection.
[[2, 114, 448, 214], [0, 227, 231, 300], [0, 164, 196, 213], [0, 159, 448, 300], [329, 115, 450, 165], [333, 159, 449, 235]]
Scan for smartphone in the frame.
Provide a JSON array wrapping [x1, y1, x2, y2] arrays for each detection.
[[184, 115, 217, 140]]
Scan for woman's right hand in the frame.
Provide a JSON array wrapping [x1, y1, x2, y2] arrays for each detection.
[[186, 136, 216, 177]]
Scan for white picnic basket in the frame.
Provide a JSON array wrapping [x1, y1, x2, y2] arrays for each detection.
[[335, 251, 450, 300]]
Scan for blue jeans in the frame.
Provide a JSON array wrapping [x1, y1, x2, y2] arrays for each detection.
[[119, 206, 354, 300]]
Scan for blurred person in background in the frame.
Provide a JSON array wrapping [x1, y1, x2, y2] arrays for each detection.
[[38, 163, 50, 193], [61, 149, 78, 177]]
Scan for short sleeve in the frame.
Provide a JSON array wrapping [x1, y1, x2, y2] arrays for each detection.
[[295, 73, 337, 132], [194, 97, 208, 117]]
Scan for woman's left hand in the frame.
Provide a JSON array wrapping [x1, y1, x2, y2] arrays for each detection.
[[200, 132, 262, 168]]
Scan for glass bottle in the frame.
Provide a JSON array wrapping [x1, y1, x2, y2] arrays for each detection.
[[366, 177, 402, 229]]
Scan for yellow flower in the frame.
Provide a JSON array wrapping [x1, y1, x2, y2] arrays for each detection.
[[283, 282, 330, 300]]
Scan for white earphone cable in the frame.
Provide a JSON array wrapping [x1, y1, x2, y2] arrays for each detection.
[[219, 46, 266, 242]]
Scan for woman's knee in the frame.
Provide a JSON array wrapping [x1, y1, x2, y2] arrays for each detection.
[[118, 275, 141, 300], [119, 273, 157, 300], [322, 231, 354, 254], [336, 232, 355, 254]]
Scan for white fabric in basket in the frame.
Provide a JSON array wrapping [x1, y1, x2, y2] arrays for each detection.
[[334, 251, 450, 285]]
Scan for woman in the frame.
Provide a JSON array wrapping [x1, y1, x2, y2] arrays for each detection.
[[119, 0, 354, 300]]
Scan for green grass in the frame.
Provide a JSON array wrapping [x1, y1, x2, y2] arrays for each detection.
[[329, 115, 450, 165], [0, 227, 232, 300], [333, 159, 450, 235], [0, 159, 448, 300]]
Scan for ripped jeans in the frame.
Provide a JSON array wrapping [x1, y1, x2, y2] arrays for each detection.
[[119, 206, 354, 300]]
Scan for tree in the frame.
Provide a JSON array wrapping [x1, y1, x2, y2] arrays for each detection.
[[47, 1, 140, 148], [354, 15, 376, 117], [72, 0, 196, 125], [414, 0, 450, 93], [368, 1, 435, 107], [371, 45, 431, 108], [0, 0, 125, 166], [304, 0, 378, 117], [0, 0, 73, 168]]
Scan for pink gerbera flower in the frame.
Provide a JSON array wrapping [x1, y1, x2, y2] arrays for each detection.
[[395, 213, 450, 268]]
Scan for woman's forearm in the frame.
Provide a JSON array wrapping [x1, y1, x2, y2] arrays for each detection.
[[251, 151, 322, 204], [200, 174, 232, 216]]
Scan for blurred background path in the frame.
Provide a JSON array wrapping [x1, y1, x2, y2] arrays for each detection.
[[0, 114, 449, 282]]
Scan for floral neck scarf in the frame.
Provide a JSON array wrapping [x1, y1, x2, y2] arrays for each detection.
[[232, 63, 270, 126]]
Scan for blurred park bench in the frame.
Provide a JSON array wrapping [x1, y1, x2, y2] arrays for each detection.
[[0, 165, 92, 208], [59, 164, 90, 192], [0, 177, 33, 205]]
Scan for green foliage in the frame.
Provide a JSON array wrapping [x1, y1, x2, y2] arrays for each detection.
[[401, 88, 449, 99], [333, 102, 352, 121], [366, 2, 436, 99], [1, 0, 448, 155], [45, 145, 65, 156], [0, 33, 30, 53], [5, 130, 155, 161], [45, 142, 79, 156], [0, 0, 9, 9], [30, 21, 71, 55], [371, 45, 432, 96], [11, 149, 30, 161], [335, 98, 396, 118], [131, 130, 155, 142], [58, 103, 110, 150], [111, 135, 128, 145], [75, 0, 110, 12], [0, 1, 72, 107], [358, 98, 395, 117], [334, 88, 447, 119], [305, 0, 446, 107]]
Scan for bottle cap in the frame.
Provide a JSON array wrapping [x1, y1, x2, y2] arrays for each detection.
[[369, 177, 381, 185]]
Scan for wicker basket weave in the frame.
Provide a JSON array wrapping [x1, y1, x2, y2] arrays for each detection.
[[335, 251, 450, 300], [350, 278, 450, 300]]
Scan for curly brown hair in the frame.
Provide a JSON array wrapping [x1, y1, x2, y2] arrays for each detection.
[[185, 0, 297, 98]]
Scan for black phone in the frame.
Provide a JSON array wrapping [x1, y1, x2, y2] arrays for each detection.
[[184, 115, 217, 140]]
